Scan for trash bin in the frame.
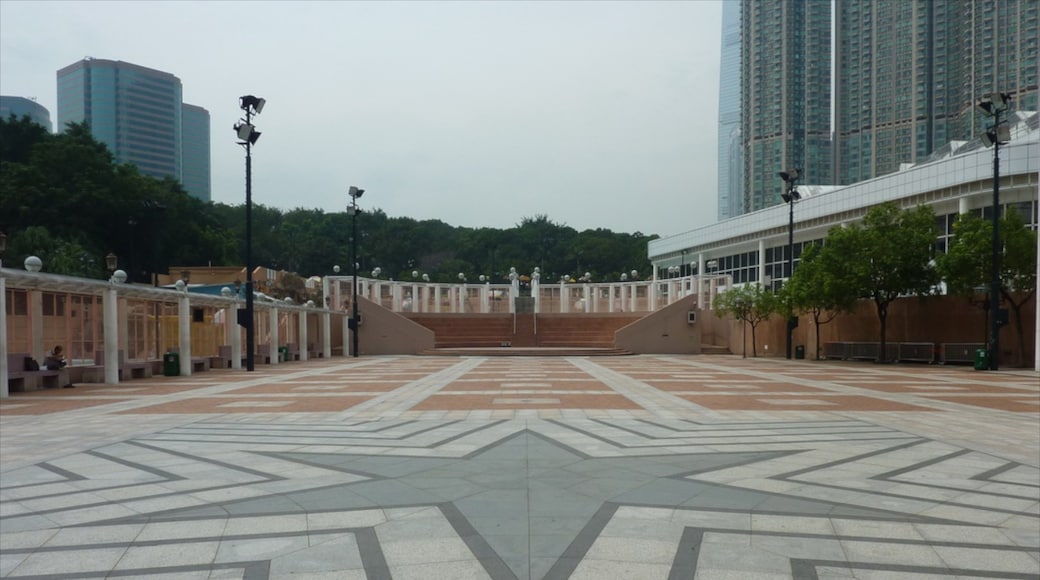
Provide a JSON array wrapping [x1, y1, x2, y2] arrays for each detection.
[[973, 348, 989, 371], [278, 346, 289, 362], [795, 345, 805, 359], [163, 352, 180, 376]]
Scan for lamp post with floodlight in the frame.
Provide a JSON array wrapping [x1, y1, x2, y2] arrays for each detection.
[[779, 168, 802, 360], [977, 91, 1012, 371], [348, 186, 365, 357], [234, 95, 265, 371]]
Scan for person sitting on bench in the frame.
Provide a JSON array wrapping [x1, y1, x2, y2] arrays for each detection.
[[44, 345, 74, 388]]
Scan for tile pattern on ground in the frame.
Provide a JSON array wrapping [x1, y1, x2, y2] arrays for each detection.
[[1, 355, 1037, 579]]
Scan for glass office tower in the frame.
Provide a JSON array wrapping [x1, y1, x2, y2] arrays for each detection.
[[0, 96, 52, 132], [181, 103, 211, 202], [835, 0, 1038, 185], [57, 58, 183, 181], [740, 0, 832, 213]]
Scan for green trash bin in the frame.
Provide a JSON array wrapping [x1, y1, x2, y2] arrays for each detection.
[[795, 345, 806, 359], [163, 352, 180, 376], [278, 346, 289, 362], [973, 348, 989, 371]]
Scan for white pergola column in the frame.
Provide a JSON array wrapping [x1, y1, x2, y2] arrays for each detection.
[[697, 253, 706, 306], [583, 284, 591, 313], [342, 314, 350, 357], [178, 293, 192, 376], [629, 284, 638, 312], [560, 283, 569, 313], [30, 289, 43, 360], [322, 311, 332, 359], [509, 278, 519, 313], [959, 197, 970, 214], [608, 284, 616, 313], [649, 267, 658, 311], [103, 287, 119, 384], [269, 307, 280, 365], [118, 297, 129, 363], [758, 240, 767, 287], [0, 272, 7, 398], [392, 284, 402, 311], [532, 278, 541, 313], [457, 286, 465, 313], [299, 310, 308, 361], [434, 286, 442, 313], [229, 301, 242, 370]]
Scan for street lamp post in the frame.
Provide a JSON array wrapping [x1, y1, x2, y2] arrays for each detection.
[[234, 95, 265, 371], [348, 186, 365, 357], [779, 168, 802, 360], [977, 91, 1012, 371]]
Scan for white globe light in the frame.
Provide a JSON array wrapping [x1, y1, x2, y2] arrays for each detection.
[[24, 256, 42, 272], [112, 269, 128, 284]]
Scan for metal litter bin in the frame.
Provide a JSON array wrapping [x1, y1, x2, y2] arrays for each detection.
[[795, 345, 805, 359], [973, 348, 989, 371], [278, 346, 289, 362], [163, 352, 180, 376]]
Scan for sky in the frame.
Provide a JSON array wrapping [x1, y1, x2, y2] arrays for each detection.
[[0, 0, 724, 238]]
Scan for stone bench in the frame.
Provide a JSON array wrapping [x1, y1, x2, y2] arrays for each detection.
[[6, 353, 69, 391]]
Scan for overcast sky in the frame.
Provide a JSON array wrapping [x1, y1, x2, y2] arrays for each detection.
[[1, 0, 723, 238]]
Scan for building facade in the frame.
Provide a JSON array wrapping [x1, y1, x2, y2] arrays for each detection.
[[181, 103, 211, 202], [717, 0, 743, 220], [650, 112, 1037, 292], [56, 58, 212, 201], [835, 0, 1039, 185], [0, 96, 52, 132], [740, 0, 832, 214]]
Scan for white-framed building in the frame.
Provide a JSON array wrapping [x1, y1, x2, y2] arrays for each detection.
[[649, 112, 1039, 290]]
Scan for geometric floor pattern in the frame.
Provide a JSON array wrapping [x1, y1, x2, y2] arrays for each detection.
[[1, 355, 1037, 579]]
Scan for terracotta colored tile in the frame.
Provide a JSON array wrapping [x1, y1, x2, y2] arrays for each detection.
[[927, 396, 1040, 412], [681, 394, 936, 412], [0, 398, 133, 415], [411, 393, 640, 410], [115, 395, 372, 414]]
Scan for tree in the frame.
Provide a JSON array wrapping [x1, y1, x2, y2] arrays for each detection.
[[714, 283, 779, 358], [785, 243, 857, 360], [822, 203, 939, 362], [937, 210, 1038, 367]]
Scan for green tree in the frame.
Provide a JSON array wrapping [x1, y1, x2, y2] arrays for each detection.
[[714, 283, 779, 358], [937, 210, 1038, 366], [823, 203, 938, 362], [785, 243, 858, 360]]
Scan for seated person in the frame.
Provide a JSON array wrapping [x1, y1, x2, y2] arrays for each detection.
[[44, 345, 68, 371]]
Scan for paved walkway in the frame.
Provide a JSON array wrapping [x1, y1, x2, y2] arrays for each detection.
[[1, 355, 1037, 579]]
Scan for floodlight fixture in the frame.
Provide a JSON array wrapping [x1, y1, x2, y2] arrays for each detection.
[[240, 95, 265, 114], [349, 186, 365, 200]]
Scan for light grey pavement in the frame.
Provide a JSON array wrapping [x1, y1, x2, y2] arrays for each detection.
[[1, 354, 1038, 579]]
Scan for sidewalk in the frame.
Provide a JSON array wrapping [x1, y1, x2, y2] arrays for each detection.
[[2, 355, 1038, 579]]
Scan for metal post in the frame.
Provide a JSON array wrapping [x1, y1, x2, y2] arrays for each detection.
[[989, 112, 1001, 371], [351, 198, 360, 357], [244, 123, 255, 372], [786, 195, 794, 360]]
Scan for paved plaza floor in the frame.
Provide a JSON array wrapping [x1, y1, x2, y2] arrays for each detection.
[[1, 354, 1038, 579]]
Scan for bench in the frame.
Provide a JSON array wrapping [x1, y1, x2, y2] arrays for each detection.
[[95, 351, 153, 379], [6, 353, 69, 391]]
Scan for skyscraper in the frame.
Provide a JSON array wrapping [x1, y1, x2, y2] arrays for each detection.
[[835, 0, 1038, 185], [740, 0, 832, 213], [181, 104, 211, 202], [56, 58, 212, 200], [0, 96, 52, 132], [717, 0, 743, 221]]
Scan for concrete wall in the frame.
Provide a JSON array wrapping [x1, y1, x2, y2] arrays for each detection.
[[615, 295, 702, 354], [358, 297, 436, 354]]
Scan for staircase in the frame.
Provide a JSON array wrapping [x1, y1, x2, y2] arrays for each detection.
[[406, 311, 640, 356]]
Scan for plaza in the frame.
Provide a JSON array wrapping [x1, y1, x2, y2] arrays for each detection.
[[1, 354, 1037, 579]]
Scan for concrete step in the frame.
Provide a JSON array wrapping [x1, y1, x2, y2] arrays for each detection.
[[420, 347, 634, 357]]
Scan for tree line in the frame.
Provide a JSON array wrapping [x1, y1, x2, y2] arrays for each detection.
[[0, 116, 656, 284], [715, 202, 1037, 366]]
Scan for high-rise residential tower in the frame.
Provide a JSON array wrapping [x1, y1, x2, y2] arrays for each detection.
[[740, 0, 832, 213], [56, 58, 212, 201], [835, 0, 1038, 185], [717, 0, 743, 221], [0, 96, 52, 132]]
